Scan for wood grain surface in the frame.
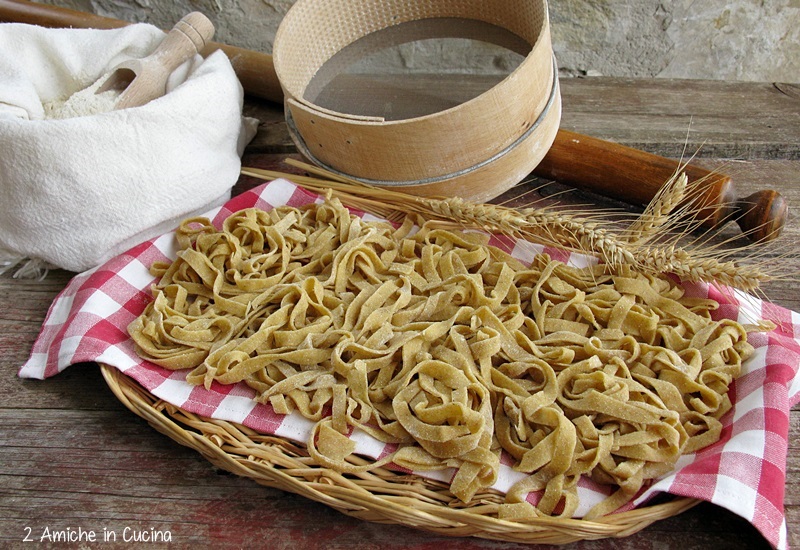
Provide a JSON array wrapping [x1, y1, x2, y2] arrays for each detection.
[[2, 75, 798, 549]]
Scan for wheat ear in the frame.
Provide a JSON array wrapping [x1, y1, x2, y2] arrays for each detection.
[[626, 172, 688, 243], [241, 162, 777, 291]]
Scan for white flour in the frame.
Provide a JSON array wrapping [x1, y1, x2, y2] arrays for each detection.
[[43, 75, 121, 119]]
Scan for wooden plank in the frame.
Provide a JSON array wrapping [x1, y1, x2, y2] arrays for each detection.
[[289, 74, 800, 159], [557, 78, 800, 159], [0, 404, 775, 549], [6, 366, 123, 411]]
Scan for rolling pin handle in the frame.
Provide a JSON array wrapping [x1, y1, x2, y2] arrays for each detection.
[[733, 189, 789, 243]]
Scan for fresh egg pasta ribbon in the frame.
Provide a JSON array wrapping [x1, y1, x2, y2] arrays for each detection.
[[129, 196, 757, 515]]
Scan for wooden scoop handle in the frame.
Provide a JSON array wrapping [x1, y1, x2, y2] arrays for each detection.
[[150, 12, 214, 71], [533, 129, 788, 242], [107, 12, 214, 109]]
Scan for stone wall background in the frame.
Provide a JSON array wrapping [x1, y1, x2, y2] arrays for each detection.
[[44, 0, 799, 83]]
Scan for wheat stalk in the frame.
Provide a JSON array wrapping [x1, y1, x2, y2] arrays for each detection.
[[425, 197, 641, 267], [240, 161, 780, 291], [630, 245, 765, 292], [244, 165, 638, 265]]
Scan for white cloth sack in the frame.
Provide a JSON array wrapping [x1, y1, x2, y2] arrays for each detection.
[[0, 22, 258, 273]]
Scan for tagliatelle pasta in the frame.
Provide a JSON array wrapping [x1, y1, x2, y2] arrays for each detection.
[[128, 197, 756, 518]]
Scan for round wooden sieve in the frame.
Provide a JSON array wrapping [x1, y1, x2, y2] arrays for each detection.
[[272, 0, 561, 202]]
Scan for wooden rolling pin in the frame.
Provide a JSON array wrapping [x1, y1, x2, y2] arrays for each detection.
[[534, 129, 788, 243], [1, 0, 787, 242]]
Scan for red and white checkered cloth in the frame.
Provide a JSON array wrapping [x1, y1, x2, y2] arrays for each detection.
[[19, 179, 800, 548]]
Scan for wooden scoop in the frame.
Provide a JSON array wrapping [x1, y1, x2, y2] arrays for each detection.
[[96, 12, 215, 110]]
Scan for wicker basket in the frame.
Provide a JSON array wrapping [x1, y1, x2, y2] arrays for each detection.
[[100, 364, 700, 544]]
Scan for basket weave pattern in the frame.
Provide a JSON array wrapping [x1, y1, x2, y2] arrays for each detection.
[[100, 364, 699, 544]]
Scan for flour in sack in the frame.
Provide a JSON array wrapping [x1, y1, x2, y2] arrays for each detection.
[[0, 23, 258, 274], [43, 73, 120, 119]]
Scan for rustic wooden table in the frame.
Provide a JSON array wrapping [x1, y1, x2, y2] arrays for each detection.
[[2, 76, 798, 549]]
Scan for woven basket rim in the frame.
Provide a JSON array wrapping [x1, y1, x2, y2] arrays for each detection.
[[99, 363, 700, 544]]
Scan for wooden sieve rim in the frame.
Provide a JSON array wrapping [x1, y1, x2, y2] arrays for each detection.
[[273, 0, 559, 190], [285, 57, 560, 187]]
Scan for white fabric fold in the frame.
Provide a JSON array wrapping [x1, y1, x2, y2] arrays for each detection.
[[0, 22, 258, 273]]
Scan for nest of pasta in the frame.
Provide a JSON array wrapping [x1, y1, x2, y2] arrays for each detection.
[[127, 193, 754, 522]]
